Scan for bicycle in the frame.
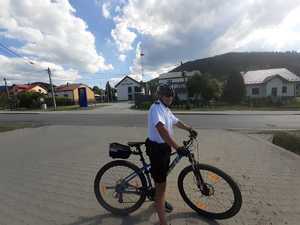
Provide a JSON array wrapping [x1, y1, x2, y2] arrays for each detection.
[[94, 134, 242, 220]]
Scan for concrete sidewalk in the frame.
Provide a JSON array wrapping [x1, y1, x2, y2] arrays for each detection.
[[0, 126, 299, 225]]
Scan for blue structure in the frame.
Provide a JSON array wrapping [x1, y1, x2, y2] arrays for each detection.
[[0, 86, 7, 94], [78, 87, 88, 107]]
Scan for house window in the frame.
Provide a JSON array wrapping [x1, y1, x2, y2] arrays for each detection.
[[128, 86, 132, 93], [252, 88, 259, 95], [282, 86, 287, 94], [134, 86, 140, 92], [271, 87, 277, 97]]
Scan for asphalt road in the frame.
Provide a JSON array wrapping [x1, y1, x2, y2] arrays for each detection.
[[1, 113, 300, 129]]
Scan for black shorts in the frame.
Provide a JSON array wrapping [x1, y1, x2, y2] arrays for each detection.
[[145, 138, 171, 183]]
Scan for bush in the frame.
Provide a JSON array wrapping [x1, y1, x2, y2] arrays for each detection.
[[272, 132, 300, 155], [17, 92, 45, 109], [45, 97, 75, 106], [134, 94, 153, 108], [222, 71, 246, 104], [245, 97, 295, 107], [138, 101, 152, 110], [0, 95, 9, 108], [184, 102, 192, 110]]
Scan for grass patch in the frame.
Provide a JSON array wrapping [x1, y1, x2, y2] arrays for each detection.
[[0, 104, 111, 112], [272, 131, 300, 155], [0, 124, 39, 133]]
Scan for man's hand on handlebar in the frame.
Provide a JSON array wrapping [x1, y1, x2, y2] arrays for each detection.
[[189, 128, 198, 138]]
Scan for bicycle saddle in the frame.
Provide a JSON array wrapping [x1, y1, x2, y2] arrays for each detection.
[[127, 141, 145, 147]]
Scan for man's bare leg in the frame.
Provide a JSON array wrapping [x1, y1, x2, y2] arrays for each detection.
[[155, 182, 168, 225]]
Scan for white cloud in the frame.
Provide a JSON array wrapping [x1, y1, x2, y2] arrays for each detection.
[[129, 42, 176, 81], [0, 55, 81, 85], [0, 0, 113, 78], [111, 19, 137, 52], [118, 54, 126, 61], [102, 2, 111, 19], [106, 0, 300, 77], [209, 3, 300, 55]]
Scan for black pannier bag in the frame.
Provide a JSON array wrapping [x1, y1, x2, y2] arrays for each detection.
[[109, 143, 132, 159]]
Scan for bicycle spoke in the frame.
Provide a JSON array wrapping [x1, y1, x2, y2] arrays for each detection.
[[99, 165, 143, 210], [182, 168, 236, 214]]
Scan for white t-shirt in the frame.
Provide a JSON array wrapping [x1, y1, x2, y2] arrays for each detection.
[[148, 100, 179, 143]]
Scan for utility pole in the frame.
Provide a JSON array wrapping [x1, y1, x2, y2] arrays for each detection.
[[47, 67, 56, 110], [3, 77, 12, 110], [3, 77, 10, 99]]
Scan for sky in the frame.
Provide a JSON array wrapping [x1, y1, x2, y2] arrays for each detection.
[[0, 0, 300, 88]]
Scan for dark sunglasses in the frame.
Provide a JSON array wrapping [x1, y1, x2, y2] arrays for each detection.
[[164, 93, 174, 97]]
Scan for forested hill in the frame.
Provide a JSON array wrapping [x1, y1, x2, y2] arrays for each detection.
[[171, 52, 300, 80]]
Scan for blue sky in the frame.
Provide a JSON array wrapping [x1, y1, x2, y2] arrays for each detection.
[[1, 0, 300, 88], [70, 0, 137, 86]]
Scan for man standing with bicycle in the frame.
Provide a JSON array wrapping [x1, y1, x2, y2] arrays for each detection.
[[146, 84, 197, 225]]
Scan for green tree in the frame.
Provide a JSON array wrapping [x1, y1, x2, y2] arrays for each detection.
[[208, 79, 222, 100], [92, 86, 102, 95], [222, 71, 246, 104], [147, 78, 159, 97], [187, 72, 221, 105], [105, 81, 112, 102], [186, 72, 203, 100]]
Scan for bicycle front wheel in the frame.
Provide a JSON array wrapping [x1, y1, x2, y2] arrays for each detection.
[[178, 164, 242, 219], [94, 160, 147, 215]]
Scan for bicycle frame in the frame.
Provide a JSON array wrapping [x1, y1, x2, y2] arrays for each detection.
[[121, 137, 196, 193]]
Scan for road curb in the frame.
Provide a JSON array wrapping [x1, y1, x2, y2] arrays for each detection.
[[173, 112, 300, 116], [245, 132, 300, 159], [0, 112, 41, 115]]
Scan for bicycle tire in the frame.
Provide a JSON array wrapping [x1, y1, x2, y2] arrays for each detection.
[[94, 160, 147, 215], [178, 164, 242, 219]]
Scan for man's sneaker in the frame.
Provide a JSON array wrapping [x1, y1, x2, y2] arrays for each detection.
[[165, 201, 173, 213]]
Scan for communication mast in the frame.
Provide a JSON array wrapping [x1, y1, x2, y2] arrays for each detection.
[[140, 44, 144, 81]]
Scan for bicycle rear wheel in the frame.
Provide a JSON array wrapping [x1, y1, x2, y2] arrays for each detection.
[[178, 164, 242, 219], [94, 160, 147, 215]]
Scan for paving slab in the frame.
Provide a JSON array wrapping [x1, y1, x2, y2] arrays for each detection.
[[0, 126, 299, 225]]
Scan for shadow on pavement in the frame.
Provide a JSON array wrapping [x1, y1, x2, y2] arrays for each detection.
[[167, 212, 221, 225], [65, 203, 220, 225]]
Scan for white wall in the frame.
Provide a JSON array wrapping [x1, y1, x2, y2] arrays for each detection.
[[246, 77, 296, 98], [266, 77, 295, 97], [246, 84, 265, 98], [116, 77, 142, 101]]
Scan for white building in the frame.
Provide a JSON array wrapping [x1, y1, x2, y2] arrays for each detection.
[[158, 71, 201, 100], [242, 68, 300, 98], [115, 76, 144, 101]]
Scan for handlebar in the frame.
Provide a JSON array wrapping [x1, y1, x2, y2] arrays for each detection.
[[183, 134, 197, 148]]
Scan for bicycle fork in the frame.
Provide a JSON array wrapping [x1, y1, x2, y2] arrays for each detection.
[[188, 153, 210, 196]]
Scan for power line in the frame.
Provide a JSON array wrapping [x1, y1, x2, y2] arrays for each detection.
[[0, 42, 36, 65], [0, 42, 23, 58]]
